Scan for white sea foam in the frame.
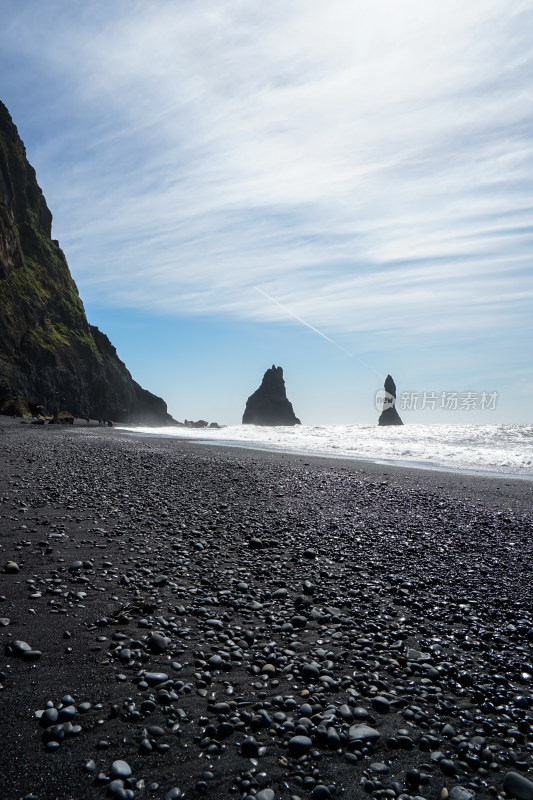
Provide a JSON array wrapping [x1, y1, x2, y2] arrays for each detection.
[[115, 423, 533, 478]]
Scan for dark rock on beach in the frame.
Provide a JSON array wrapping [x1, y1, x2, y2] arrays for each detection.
[[378, 373, 404, 425], [0, 416, 531, 800], [243, 365, 301, 426], [0, 101, 175, 424]]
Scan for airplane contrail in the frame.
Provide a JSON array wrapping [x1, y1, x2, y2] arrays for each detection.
[[253, 285, 384, 380], [254, 286, 354, 357]]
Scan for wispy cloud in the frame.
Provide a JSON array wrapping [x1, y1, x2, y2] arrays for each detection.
[[1, 0, 532, 349]]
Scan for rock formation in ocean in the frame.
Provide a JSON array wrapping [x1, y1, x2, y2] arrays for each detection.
[[378, 374, 403, 426], [0, 101, 175, 423], [242, 365, 301, 426]]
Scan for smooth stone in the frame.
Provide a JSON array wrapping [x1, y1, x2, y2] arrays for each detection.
[[110, 760, 132, 779], [503, 772, 533, 800], [439, 759, 457, 776], [406, 648, 431, 661], [41, 708, 59, 726], [45, 741, 60, 751], [147, 725, 165, 737], [338, 704, 353, 721], [241, 737, 260, 757], [406, 769, 420, 789], [4, 561, 20, 574], [348, 724, 380, 743], [442, 723, 456, 736], [449, 788, 476, 800], [291, 615, 307, 628], [23, 649, 42, 661], [370, 763, 389, 774], [144, 672, 169, 686], [255, 791, 275, 800], [164, 790, 183, 800], [288, 735, 313, 756], [57, 705, 76, 722], [310, 787, 331, 800], [300, 663, 320, 681], [372, 696, 390, 713], [108, 780, 125, 796], [148, 633, 170, 653], [12, 640, 32, 654]]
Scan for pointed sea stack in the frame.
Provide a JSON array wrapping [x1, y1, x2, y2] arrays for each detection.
[[0, 101, 175, 423], [243, 365, 301, 426], [378, 374, 403, 426]]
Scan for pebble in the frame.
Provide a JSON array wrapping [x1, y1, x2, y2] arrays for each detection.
[[439, 759, 457, 777], [288, 735, 313, 757], [310, 787, 331, 800], [503, 772, 533, 800], [241, 737, 260, 758], [110, 760, 132, 779], [163, 788, 183, 800], [372, 695, 390, 713], [255, 790, 275, 800], [349, 724, 381, 743], [144, 672, 169, 686], [448, 788, 476, 800], [6, 640, 42, 660], [2, 426, 532, 800]]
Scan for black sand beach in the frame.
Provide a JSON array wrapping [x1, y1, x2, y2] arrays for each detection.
[[0, 418, 532, 800]]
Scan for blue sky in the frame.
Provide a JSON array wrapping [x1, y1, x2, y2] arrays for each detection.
[[1, 0, 532, 424]]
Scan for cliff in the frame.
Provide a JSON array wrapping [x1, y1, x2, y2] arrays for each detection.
[[243, 365, 301, 426], [0, 101, 174, 423]]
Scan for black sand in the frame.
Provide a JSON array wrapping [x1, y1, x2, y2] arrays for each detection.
[[0, 418, 532, 800]]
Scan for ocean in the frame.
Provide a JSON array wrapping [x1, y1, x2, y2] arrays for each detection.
[[115, 423, 533, 479]]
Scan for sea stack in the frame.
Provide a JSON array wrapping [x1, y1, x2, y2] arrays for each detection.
[[243, 365, 301, 426], [378, 374, 403, 426], [0, 101, 174, 424]]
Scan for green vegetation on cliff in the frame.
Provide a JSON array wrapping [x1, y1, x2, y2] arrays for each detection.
[[0, 100, 173, 423]]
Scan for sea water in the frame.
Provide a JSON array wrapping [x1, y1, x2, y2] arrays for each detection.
[[115, 423, 533, 479]]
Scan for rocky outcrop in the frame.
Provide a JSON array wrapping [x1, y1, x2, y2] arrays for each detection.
[[243, 365, 301, 426], [378, 374, 403, 426], [0, 101, 175, 424]]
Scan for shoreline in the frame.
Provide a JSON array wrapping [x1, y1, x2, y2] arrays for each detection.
[[0, 421, 532, 799], [114, 428, 532, 516], [113, 424, 533, 485]]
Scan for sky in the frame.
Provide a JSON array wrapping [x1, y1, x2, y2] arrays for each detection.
[[0, 0, 532, 424]]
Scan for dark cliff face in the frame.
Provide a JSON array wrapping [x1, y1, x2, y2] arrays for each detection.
[[0, 101, 174, 423], [242, 365, 301, 426]]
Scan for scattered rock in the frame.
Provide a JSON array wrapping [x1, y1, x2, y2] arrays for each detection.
[[503, 772, 533, 800]]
